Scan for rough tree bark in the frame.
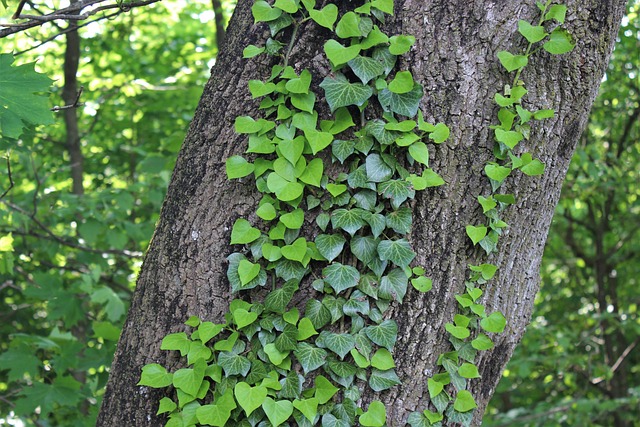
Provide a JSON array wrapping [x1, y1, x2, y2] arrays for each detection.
[[97, 0, 626, 425]]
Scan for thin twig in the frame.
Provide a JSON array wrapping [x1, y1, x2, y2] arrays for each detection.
[[0, 156, 14, 200]]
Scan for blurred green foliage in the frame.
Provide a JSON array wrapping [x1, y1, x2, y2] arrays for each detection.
[[0, 1, 637, 426], [0, 1, 233, 424], [485, 2, 640, 426]]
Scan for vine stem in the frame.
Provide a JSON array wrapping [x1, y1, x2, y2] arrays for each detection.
[[283, 20, 300, 68]]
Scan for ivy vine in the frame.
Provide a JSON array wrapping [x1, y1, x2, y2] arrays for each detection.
[[138, 1, 574, 426]]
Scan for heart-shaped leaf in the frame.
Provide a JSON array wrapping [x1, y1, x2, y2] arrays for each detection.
[[359, 400, 386, 426], [320, 73, 373, 112], [308, 3, 338, 29], [262, 397, 294, 426], [234, 382, 268, 416], [315, 234, 346, 262], [281, 237, 307, 262], [324, 40, 362, 67], [238, 260, 260, 285], [497, 51, 528, 72], [232, 308, 258, 329]]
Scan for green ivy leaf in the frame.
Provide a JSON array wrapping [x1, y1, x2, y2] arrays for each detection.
[[484, 163, 511, 183], [388, 71, 415, 94], [299, 157, 324, 186], [408, 141, 429, 165], [257, 203, 277, 221], [458, 363, 481, 379], [267, 173, 304, 202], [428, 378, 444, 398], [543, 28, 575, 54], [326, 183, 347, 197], [231, 219, 262, 245], [248, 80, 277, 98], [315, 234, 346, 262], [138, 364, 173, 388], [471, 334, 494, 350], [495, 128, 523, 149], [335, 11, 362, 38], [293, 397, 319, 422], [226, 155, 255, 179], [496, 51, 528, 72], [318, 331, 355, 359], [520, 158, 545, 176], [371, 348, 395, 370], [378, 84, 423, 117], [281, 237, 307, 262], [359, 400, 386, 426], [232, 308, 259, 329], [545, 4, 567, 23], [377, 239, 416, 268], [238, 260, 261, 286], [369, 368, 401, 391], [453, 390, 477, 412], [294, 342, 327, 374], [308, 3, 338, 30], [332, 139, 356, 164], [365, 320, 397, 351], [252, 0, 283, 22], [218, 352, 252, 377], [407, 169, 445, 190], [411, 276, 432, 292], [324, 40, 362, 67], [278, 138, 305, 166], [243, 45, 265, 58], [480, 311, 507, 333], [517, 20, 547, 43], [156, 397, 177, 415], [262, 397, 294, 427], [331, 208, 366, 236], [160, 332, 190, 356], [445, 323, 470, 339], [350, 235, 379, 264], [196, 389, 236, 426], [388, 34, 416, 55], [234, 382, 268, 417], [265, 280, 299, 313], [173, 359, 206, 397], [280, 209, 304, 229], [348, 56, 385, 84], [320, 73, 373, 112], [323, 263, 360, 294], [314, 375, 339, 404], [465, 225, 487, 246], [365, 153, 393, 182], [285, 69, 312, 94], [379, 268, 409, 302], [305, 299, 331, 330]]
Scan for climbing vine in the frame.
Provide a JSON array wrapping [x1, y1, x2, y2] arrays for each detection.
[[138, 1, 574, 426]]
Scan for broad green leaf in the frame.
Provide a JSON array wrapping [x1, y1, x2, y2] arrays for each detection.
[[480, 311, 507, 333], [0, 54, 54, 140], [257, 203, 277, 221], [238, 260, 260, 286], [411, 276, 432, 292], [348, 56, 385, 84], [291, 92, 316, 113], [314, 375, 338, 404], [445, 323, 470, 339], [226, 155, 255, 179], [323, 263, 360, 294], [484, 163, 511, 182], [465, 225, 487, 245], [543, 28, 575, 54], [407, 169, 445, 190], [388, 35, 416, 55], [471, 334, 494, 350], [323, 40, 361, 67], [243, 45, 265, 58], [304, 128, 333, 155], [263, 343, 289, 365], [308, 3, 338, 30], [248, 80, 276, 98], [160, 332, 190, 356], [265, 280, 299, 313], [198, 322, 224, 344], [173, 359, 205, 397], [218, 352, 251, 377], [285, 69, 312, 94], [319, 331, 355, 359], [332, 139, 356, 163], [459, 363, 481, 379], [365, 153, 393, 182], [378, 239, 415, 268], [157, 397, 177, 415], [196, 389, 237, 426], [495, 128, 523, 149], [299, 157, 324, 187], [234, 382, 268, 416], [262, 397, 294, 426], [274, 0, 298, 13], [371, 0, 394, 15], [335, 12, 362, 38], [378, 84, 423, 117], [232, 308, 259, 329], [231, 218, 261, 244], [453, 390, 477, 412], [320, 73, 373, 112], [252, 0, 282, 22], [371, 348, 395, 370], [496, 51, 528, 72], [326, 183, 347, 197], [379, 268, 409, 302], [297, 317, 319, 340], [385, 207, 412, 234], [369, 368, 401, 391], [267, 173, 304, 201], [428, 378, 444, 398], [517, 20, 547, 43], [315, 234, 346, 262], [408, 141, 429, 165], [350, 235, 379, 264], [305, 299, 331, 330], [280, 209, 304, 229], [294, 342, 327, 374], [281, 237, 307, 262], [359, 400, 386, 426], [293, 397, 319, 422], [388, 71, 415, 94], [365, 320, 397, 351], [545, 4, 567, 23], [521, 158, 545, 175], [331, 208, 366, 235], [138, 364, 173, 388], [278, 138, 304, 165]]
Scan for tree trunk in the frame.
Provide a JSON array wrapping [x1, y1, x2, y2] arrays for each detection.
[[97, 0, 626, 425]]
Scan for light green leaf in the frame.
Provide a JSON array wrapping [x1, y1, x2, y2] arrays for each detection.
[[497, 51, 528, 72], [299, 157, 324, 187], [173, 359, 206, 397], [156, 397, 177, 415], [545, 4, 567, 23], [320, 73, 373, 112], [257, 203, 277, 221], [371, 0, 394, 14], [407, 169, 445, 190], [267, 173, 304, 201], [378, 239, 416, 268], [484, 163, 511, 182], [428, 378, 444, 398], [252, 0, 282, 23], [262, 398, 294, 426], [196, 389, 236, 426], [232, 308, 259, 329], [371, 348, 395, 370], [160, 332, 190, 356], [231, 218, 261, 244], [389, 35, 416, 55], [243, 45, 265, 58], [517, 20, 547, 43], [480, 311, 507, 333], [411, 276, 432, 292], [297, 317, 319, 340], [472, 334, 494, 350], [304, 129, 333, 155], [429, 122, 450, 143], [388, 71, 415, 94], [543, 28, 575, 54], [323, 40, 361, 67], [520, 158, 545, 176], [274, 0, 298, 13], [465, 225, 487, 245], [278, 138, 304, 165], [308, 3, 338, 30], [293, 397, 319, 422], [291, 91, 316, 113], [281, 237, 307, 262], [234, 382, 268, 416], [326, 183, 347, 197], [314, 375, 338, 404], [495, 128, 523, 149], [335, 11, 362, 38], [359, 400, 386, 426], [248, 80, 277, 98], [138, 364, 173, 388], [323, 263, 360, 294], [445, 323, 470, 339], [238, 260, 260, 286], [408, 141, 429, 165], [453, 390, 477, 412], [280, 209, 304, 229], [285, 69, 312, 94], [459, 363, 481, 379]]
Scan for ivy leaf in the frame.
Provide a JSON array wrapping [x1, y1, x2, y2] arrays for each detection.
[[231, 219, 261, 245], [378, 239, 415, 268], [305, 299, 331, 330], [379, 268, 409, 302], [226, 155, 254, 179], [517, 20, 547, 43], [480, 311, 507, 333], [365, 153, 393, 182], [388, 71, 415, 94], [371, 348, 395, 370], [495, 128, 523, 149], [299, 157, 324, 186], [294, 342, 327, 374], [378, 179, 415, 209], [386, 207, 412, 234], [323, 40, 362, 67], [471, 334, 494, 350], [545, 4, 567, 23], [332, 139, 356, 163], [484, 163, 511, 183], [285, 69, 312, 94], [315, 234, 346, 262], [173, 359, 206, 397], [362, 212, 386, 238], [496, 51, 528, 72], [365, 320, 397, 351], [323, 263, 360, 294], [465, 225, 487, 246], [388, 34, 416, 55], [138, 364, 173, 388], [335, 11, 362, 38], [378, 84, 423, 117], [243, 45, 265, 58], [262, 397, 294, 427], [350, 235, 379, 264], [218, 352, 251, 377], [265, 280, 299, 313], [407, 169, 445, 190], [0, 54, 54, 140], [320, 73, 373, 112], [520, 159, 545, 176], [331, 208, 366, 235], [459, 363, 481, 379], [304, 129, 333, 155], [238, 259, 261, 285], [293, 397, 320, 422], [278, 138, 305, 166], [453, 390, 477, 412], [234, 382, 268, 417], [369, 368, 401, 391], [348, 56, 385, 84], [227, 252, 267, 292], [252, 0, 283, 22], [411, 276, 432, 292], [314, 375, 339, 404], [160, 332, 191, 356], [318, 331, 355, 359], [196, 389, 237, 426], [408, 141, 429, 165], [359, 400, 386, 426], [308, 3, 338, 30], [543, 28, 575, 54], [232, 308, 259, 329]]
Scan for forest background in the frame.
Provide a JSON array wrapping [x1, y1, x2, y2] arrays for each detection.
[[0, 0, 637, 426]]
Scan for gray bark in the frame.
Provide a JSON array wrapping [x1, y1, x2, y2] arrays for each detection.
[[97, 0, 626, 425]]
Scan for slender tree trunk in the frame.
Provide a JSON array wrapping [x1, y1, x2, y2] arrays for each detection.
[[97, 0, 626, 425], [211, 0, 226, 50]]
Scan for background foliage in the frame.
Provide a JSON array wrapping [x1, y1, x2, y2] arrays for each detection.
[[0, 0, 637, 426]]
